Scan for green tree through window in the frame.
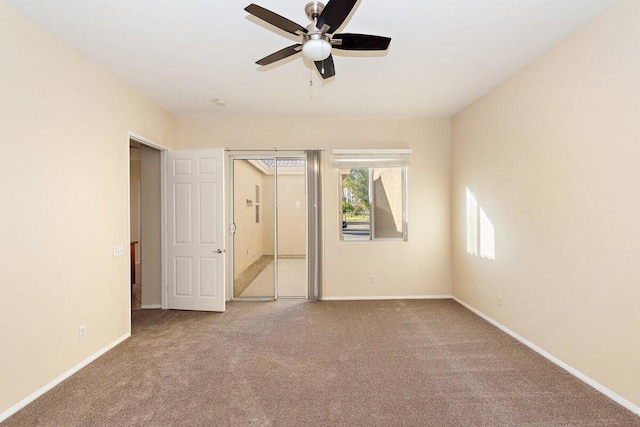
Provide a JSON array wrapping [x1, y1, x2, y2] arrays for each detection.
[[342, 168, 369, 209]]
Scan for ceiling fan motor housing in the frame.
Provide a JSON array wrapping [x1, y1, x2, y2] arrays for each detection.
[[305, 1, 325, 21]]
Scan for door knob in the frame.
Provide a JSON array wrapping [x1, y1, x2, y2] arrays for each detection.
[[215, 249, 225, 254]]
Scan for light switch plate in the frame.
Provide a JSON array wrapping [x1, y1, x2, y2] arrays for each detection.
[[113, 245, 124, 257]]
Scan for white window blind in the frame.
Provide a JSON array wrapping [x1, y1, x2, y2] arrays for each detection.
[[332, 149, 412, 169]]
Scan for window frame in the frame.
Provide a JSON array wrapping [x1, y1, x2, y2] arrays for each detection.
[[333, 149, 412, 243]]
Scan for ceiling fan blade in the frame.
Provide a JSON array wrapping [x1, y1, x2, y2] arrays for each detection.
[[256, 44, 302, 66], [314, 55, 336, 79], [245, 4, 308, 36], [332, 33, 391, 51], [316, 0, 358, 34]]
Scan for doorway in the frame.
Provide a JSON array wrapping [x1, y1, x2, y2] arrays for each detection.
[[129, 136, 164, 311], [231, 156, 308, 300]]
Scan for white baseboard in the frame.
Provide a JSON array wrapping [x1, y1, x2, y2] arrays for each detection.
[[452, 297, 640, 416], [321, 295, 453, 301], [0, 333, 130, 423], [141, 304, 162, 309]]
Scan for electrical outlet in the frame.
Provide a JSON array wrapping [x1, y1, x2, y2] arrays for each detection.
[[112, 245, 124, 257], [370, 275, 376, 283], [497, 295, 502, 306], [78, 325, 86, 340], [478, 286, 484, 297]]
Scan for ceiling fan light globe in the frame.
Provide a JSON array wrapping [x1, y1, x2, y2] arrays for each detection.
[[302, 39, 332, 61]]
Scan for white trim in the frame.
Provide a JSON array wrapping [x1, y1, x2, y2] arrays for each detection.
[[161, 150, 168, 310], [128, 131, 170, 152], [274, 155, 279, 300], [321, 295, 452, 301], [0, 333, 130, 423], [127, 131, 169, 311], [127, 136, 132, 314], [332, 150, 411, 168], [141, 304, 162, 309], [452, 297, 640, 416], [332, 149, 412, 155], [228, 158, 236, 302]]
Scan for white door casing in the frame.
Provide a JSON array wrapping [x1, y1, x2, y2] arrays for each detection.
[[166, 149, 225, 311]]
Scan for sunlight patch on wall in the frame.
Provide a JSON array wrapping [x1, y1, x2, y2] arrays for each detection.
[[466, 188, 478, 255], [479, 208, 495, 260], [466, 188, 495, 260]]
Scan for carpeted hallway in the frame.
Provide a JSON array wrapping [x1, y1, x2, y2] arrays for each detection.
[[4, 300, 639, 426]]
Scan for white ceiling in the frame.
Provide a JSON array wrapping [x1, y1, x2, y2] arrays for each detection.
[[4, 0, 619, 119]]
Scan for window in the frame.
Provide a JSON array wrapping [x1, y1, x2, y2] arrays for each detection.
[[334, 149, 410, 242]]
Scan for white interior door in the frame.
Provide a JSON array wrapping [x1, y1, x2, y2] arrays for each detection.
[[166, 149, 225, 311]]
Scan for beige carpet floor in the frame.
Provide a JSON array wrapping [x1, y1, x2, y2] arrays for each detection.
[[4, 300, 639, 426]]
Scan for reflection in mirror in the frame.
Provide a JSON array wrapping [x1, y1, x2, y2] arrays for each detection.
[[232, 159, 275, 298]]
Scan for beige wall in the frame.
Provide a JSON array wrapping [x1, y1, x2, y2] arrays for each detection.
[[178, 118, 452, 299], [0, 2, 177, 416], [452, 0, 640, 409]]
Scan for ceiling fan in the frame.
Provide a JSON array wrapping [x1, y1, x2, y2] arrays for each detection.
[[245, 1, 391, 79]]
